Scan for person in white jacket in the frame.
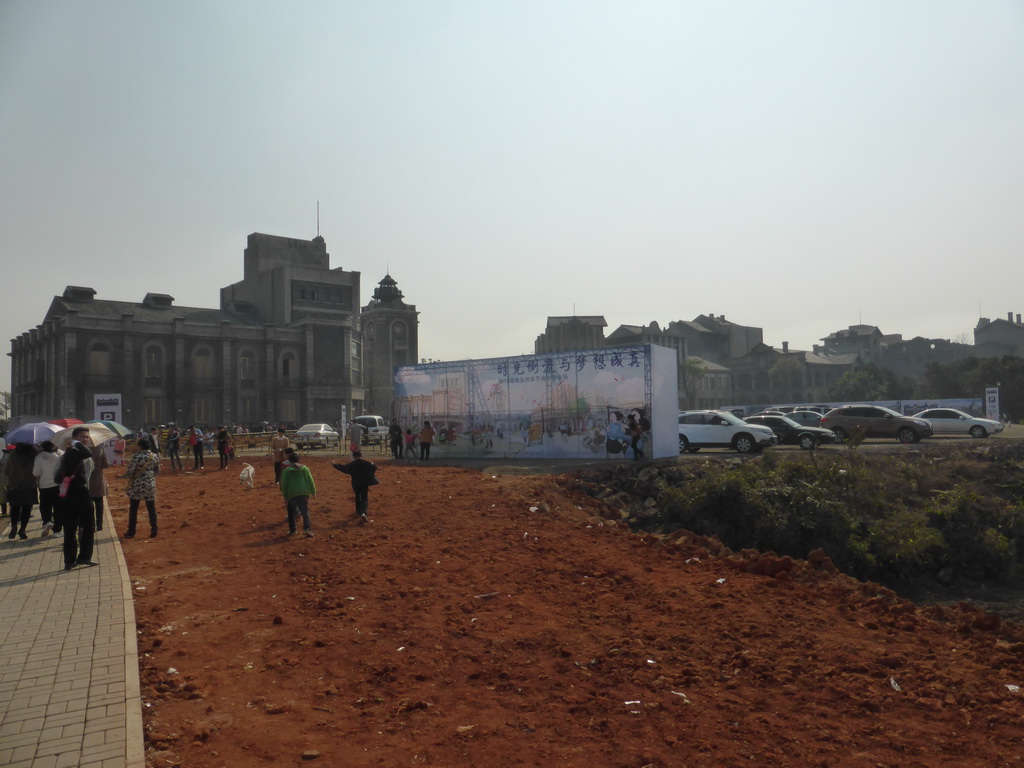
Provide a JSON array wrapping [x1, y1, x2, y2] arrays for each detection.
[[32, 440, 63, 536]]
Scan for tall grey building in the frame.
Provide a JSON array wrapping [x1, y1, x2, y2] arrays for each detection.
[[8, 233, 417, 428]]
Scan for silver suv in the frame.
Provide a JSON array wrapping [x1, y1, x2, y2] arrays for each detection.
[[819, 405, 932, 443], [678, 410, 777, 454]]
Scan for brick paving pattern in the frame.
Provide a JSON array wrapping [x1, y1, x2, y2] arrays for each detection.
[[0, 508, 144, 768]]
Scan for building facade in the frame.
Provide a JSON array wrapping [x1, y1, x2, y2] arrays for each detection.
[[8, 233, 418, 428]]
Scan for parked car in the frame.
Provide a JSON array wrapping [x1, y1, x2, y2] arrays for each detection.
[[786, 410, 825, 428], [353, 415, 388, 445], [678, 410, 777, 454], [913, 408, 1004, 438], [744, 414, 837, 450], [293, 423, 340, 449], [819, 405, 933, 443]]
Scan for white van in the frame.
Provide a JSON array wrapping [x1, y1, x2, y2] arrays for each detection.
[[353, 415, 387, 445]]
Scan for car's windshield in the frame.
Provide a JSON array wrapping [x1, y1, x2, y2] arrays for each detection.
[[875, 406, 902, 418]]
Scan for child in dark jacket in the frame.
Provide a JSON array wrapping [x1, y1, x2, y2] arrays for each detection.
[[333, 451, 377, 522]]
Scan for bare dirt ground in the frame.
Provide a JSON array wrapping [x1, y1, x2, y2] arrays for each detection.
[[109, 452, 1024, 768]]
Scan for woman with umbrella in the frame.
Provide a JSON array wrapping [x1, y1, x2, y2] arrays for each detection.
[[5, 443, 38, 539], [124, 437, 160, 539]]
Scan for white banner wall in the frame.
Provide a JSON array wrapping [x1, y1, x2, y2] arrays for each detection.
[[393, 344, 678, 460]]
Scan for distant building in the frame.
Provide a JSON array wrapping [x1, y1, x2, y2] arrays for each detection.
[[535, 316, 607, 354], [974, 313, 1024, 357], [8, 233, 417, 427]]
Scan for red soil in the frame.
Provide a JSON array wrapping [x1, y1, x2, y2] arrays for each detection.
[[111, 454, 1024, 768]]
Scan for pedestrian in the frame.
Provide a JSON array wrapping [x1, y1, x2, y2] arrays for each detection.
[[388, 418, 403, 459], [0, 444, 11, 516], [149, 426, 162, 457], [89, 442, 110, 531], [33, 440, 63, 536], [6, 443, 38, 540], [270, 427, 290, 484], [58, 427, 96, 569], [418, 420, 436, 460], [348, 420, 365, 454], [280, 448, 316, 537], [188, 425, 205, 469], [217, 425, 231, 470], [404, 429, 417, 461], [333, 450, 378, 522], [166, 423, 183, 470], [124, 437, 160, 539]]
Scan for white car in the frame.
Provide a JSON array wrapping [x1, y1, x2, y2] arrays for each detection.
[[293, 423, 340, 449], [353, 415, 388, 445], [678, 410, 777, 454], [913, 409, 1004, 438]]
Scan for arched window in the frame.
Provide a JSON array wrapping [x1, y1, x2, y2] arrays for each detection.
[[88, 341, 113, 376], [392, 321, 407, 349]]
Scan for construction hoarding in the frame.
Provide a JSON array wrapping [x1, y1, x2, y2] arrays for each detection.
[[393, 344, 678, 459]]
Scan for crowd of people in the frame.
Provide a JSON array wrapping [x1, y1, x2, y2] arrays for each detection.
[[0, 417, 445, 558]]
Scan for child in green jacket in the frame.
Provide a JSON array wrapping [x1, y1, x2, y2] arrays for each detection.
[[280, 449, 316, 537]]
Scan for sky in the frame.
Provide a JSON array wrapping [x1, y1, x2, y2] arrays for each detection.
[[2, 1, 1023, 394]]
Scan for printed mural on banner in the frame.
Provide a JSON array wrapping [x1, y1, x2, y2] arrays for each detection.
[[393, 345, 678, 459]]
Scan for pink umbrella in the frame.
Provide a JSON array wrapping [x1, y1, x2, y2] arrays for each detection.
[[48, 418, 84, 428]]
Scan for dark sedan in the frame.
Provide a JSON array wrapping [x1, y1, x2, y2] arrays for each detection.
[[744, 414, 837, 450]]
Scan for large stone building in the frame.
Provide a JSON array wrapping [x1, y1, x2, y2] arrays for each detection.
[[535, 314, 858, 409], [8, 233, 417, 428]]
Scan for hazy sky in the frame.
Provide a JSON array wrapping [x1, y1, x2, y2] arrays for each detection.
[[3, 1, 1023, 394]]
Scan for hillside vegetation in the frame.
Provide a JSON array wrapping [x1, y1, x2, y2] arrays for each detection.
[[564, 442, 1024, 594]]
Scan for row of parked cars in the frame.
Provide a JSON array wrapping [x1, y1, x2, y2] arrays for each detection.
[[291, 416, 389, 449], [678, 405, 1004, 454]]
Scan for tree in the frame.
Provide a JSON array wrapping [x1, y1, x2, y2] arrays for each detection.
[[0, 391, 9, 432], [770, 356, 805, 398], [825, 364, 917, 402], [679, 358, 707, 409], [921, 356, 1024, 421]]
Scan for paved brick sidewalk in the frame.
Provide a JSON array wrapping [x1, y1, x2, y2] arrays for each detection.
[[0, 509, 144, 768]]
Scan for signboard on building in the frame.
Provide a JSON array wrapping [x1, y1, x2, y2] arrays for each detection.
[[393, 344, 678, 459], [93, 394, 122, 422]]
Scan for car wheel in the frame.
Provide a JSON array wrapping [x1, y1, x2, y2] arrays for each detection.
[[733, 434, 755, 454], [679, 435, 689, 454], [832, 427, 849, 442], [969, 425, 987, 438], [798, 433, 817, 450], [896, 427, 917, 444]]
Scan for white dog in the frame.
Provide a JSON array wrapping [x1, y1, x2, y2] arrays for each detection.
[[239, 463, 255, 489]]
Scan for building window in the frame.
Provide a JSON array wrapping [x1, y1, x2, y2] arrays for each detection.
[[89, 345, 111, 376], [239, 351, 256, 383], [145, 398, 161, 424], [144, 345, 163, 381], [280, 398, 297, 422], [194, 399, 211, 423], [280, 352, 298, 385], [193, 347, 214, 378], [239, 398, 256, 422]]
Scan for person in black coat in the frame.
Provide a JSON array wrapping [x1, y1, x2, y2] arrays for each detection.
[[5, 443, 38, 540], [333, 451, 377, 522], [59, 427, 97, 570]]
